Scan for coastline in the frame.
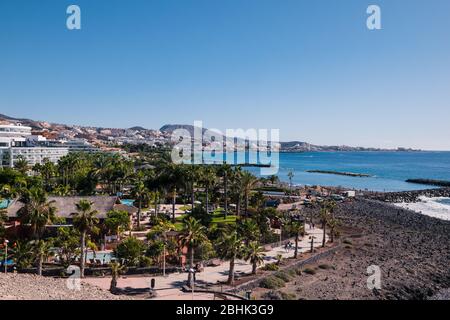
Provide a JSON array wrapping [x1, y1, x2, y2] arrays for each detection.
[[251, 198, 450, 300]]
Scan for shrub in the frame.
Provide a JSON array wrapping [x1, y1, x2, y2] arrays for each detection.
[[259, 276, 285, 289], [318, 264, 331, 270], [262, 263, 279, 271], [295, 268, 303, 276], [286, 269, 297, 277], [303, 268, 316, 275], [279, 291, 297, 300], [274, 271, 293, 282], [262, 290, 283, 300]]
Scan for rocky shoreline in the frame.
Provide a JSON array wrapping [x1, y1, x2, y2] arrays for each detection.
[[364, 187, 450, 203], [253, 198, 450, 300], [323, 199, 450, 299]]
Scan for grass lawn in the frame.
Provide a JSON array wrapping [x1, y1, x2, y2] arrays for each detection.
[[173, 210, 237, 229]]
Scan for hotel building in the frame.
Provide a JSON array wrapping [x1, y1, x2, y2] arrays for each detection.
[[0, 124, 69, 168]]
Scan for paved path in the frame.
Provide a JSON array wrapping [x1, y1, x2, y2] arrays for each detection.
[[83, 226, 327, 299]]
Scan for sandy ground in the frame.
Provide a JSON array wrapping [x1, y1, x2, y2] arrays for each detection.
[[0, 273, 132, 300]]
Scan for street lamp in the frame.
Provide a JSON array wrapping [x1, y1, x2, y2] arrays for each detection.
[[4, 239, 9, 274]]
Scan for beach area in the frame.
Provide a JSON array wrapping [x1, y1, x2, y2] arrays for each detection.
[[394, 196, 450, 221], [251, 197, 450, 300]]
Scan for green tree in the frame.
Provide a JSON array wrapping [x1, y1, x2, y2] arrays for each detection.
[[179, 216, 208, 286], [240, 171, 258, 216], [105, 210, 130, 238], [31, 239, 54, 276], [218, 164, 232, 218], [114, 237, 146, 266], [71, 200, 99, 278], [14, 156, 29, 175], [17, 187, 56, 239], [244, 241, 266, 275], [10, 240, 34, 270], [109, 261, 126, 293], [216, 227, 245, 285], [53, 227, 81, 268], [148, 220, 176, 276], [131, 178, 149, 228], [289, 221, 305, 258]]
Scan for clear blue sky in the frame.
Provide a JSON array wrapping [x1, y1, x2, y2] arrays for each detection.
[[1, 0, 449, 150]]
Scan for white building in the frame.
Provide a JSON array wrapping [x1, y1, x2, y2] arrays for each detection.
[[0, 123, 69, 168]]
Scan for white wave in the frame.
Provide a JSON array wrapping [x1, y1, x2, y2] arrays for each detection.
[[394, 196, 450, 221]]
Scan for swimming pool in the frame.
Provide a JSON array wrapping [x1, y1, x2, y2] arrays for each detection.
[[85, 252, 115, 263], [121, 199, 135, 207]]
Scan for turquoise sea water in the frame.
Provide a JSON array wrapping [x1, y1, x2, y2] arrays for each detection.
[[203, 151, 450, 192]]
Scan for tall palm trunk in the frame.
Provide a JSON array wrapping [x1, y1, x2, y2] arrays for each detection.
[[137, 198, 142, 228], [162, 243, 166, 277], [154, 194, 159, 218], [227, 255, 236, 285], [172, 188, 176, 222], [191, 182, 195, 210], [187, 246, 194, 286], [37, 253, 43, 276], [236, 195, 241, 217], [110, 274, 117, 292], [205, 186, 209, 214], [80, 231, 86, 278], [251, 260, 257, 275], [224, 175, 228, 218], [244, 192, 249, 216], [294, 234, 299, 258]]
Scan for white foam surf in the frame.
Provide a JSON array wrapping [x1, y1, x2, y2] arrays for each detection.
[[394, 196, 450, 221]]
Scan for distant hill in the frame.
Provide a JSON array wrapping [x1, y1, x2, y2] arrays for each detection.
[[0, 113, 420, 152], [160, 124, 207, 135], [128, 126, 147, 131]]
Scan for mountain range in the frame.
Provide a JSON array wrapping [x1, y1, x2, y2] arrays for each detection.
[[0, 114, 419, 152]]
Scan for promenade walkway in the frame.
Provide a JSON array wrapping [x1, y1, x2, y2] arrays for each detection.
[[83, 226, 327, 299]]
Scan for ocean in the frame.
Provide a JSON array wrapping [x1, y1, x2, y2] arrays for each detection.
[[204, 151, 450, 192]]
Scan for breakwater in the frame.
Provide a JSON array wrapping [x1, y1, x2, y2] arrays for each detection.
[[306, 170, 371, 177]]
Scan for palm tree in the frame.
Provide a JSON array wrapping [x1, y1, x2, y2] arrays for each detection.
[[200, 166, 216, 214], [244, 241, 266, 275], [148, 190, 160, 218], [287, 170, 294, 192], [131, 180, 148, 228], [184, 165, 199, 210], [240, 171, 258, 216], [31, 239, 54, 276], [230, 167, 243, 216], [14, 156, 29, 175], [216, 229, 245, 285], [289, 221, 305, 258], [159, 164, 184, 222], [149, 220, 176, 277], [71, 200, 99, 278], [179, 217, 208, 286], [219, 164, 232, 218], [109, 261, 125, 293], [10, 240, 34, 270], [238, 218, 260, 244], [319, 203, 331, 248], [17, 187, 57, 239]]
